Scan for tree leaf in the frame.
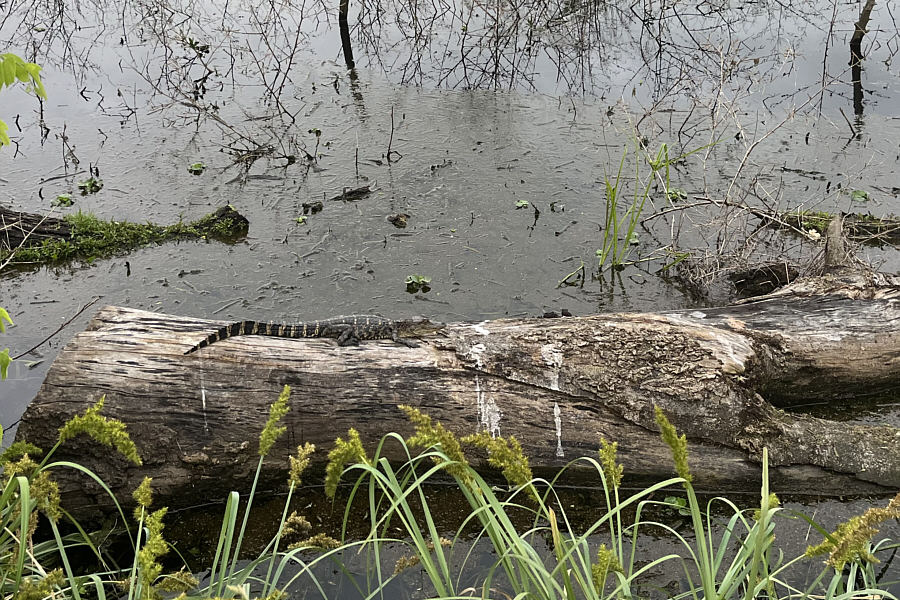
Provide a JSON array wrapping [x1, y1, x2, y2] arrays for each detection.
[[0, 348, 11, 380], [0, 307, 12, 332]]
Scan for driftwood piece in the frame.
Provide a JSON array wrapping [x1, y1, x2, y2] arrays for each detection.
[[0, 206, 72, 248], [15, 276, 900, 517]]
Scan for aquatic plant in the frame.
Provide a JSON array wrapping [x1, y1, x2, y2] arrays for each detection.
[[596, 142, 668, 271], [405, 274, 432, 293]]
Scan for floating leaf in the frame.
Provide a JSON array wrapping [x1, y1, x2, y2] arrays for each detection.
[[52, 193, 74, 207], [667, 188, 687, 202], [405, 274, 432, 293], [664, 495, 691, 516], [77, 177, 103, 195]]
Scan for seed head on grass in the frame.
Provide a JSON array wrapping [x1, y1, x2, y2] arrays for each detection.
[[136, 507, 169, 598], [393, 538, 452, 575], [288, 532, 341, 552], [592, 544, 623, 592], [133, 477, 154, 516], [753, 493, 780, 522], [259, 385, 291, 457], [58, 396, 142, 466], [281, 511, 312, 541], [33, 470, 61, 522], [155, 569, 198, 594], [462, 430, 532, 489], [806, 492, 900, 570], [4, 454, 61, 522], [401, 405, 472, 485], [131, 478, 169, 599], [16, 569, 65, 600], [288, 442, 315, 487], [0, 441, 43, 464], [394, 554, 421, 575], [325, 428, 370, 498], [598, 438, 623, 488], [2, 453, 39, 481], [654, 406, 691, 483]]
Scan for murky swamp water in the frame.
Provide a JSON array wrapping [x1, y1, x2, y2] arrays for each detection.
[[1, 0, 900, 593]]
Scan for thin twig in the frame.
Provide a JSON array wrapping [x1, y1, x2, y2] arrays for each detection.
[[386, 106, 402, 162], [838, 107, 857, 137], [13, 296, 102, 360]]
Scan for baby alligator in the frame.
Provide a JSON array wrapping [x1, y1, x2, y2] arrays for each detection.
[[184, 315, 444, 354]]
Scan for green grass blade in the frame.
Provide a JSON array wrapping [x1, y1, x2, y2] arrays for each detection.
[[209, 490, 240, 597]]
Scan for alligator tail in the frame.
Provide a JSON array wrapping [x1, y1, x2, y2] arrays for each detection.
[[185, 320, 266, 354]]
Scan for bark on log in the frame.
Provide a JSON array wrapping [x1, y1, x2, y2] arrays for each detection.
[[15, 281, 900, 517]]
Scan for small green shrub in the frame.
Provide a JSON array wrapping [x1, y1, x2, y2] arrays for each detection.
[[0, 307, 12, 380], [0, 53, 46, 147]]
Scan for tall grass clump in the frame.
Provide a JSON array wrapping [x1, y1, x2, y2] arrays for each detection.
[[0, 396, 149, 598], [3, 389, 897, 600], [597, 141, 672, 270], [597, 140, 715, 272], [187, 384, 347, 599], [313, 404, 898, 600]]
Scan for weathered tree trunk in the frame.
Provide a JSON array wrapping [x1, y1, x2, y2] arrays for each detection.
[[15, 278, 900, 517]]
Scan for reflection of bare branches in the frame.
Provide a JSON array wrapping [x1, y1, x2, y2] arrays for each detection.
[[1, 0, 99, 80], [850, 0, 877, 115], [5, 0, 883, 110], [351, 0, 847, 104], [116, 0, 321, 171]]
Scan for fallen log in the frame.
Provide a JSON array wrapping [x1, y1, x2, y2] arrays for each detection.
[[0, 205, 249, 270], [782, 210, 900, 247], [14, 297, 900, 515], [14, 217, 900, 516]]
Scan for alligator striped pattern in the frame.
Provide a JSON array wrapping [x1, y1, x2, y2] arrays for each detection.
[[184, 314, 440, 354]]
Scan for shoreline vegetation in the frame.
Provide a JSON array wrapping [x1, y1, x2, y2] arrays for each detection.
[[1, 387, 898, 599]]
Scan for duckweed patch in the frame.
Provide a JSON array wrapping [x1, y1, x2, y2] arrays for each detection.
[[2, 206, 249, 267]]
